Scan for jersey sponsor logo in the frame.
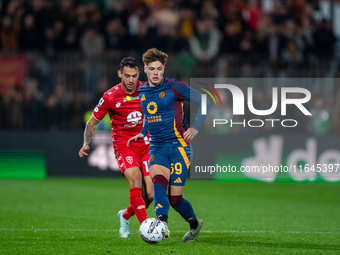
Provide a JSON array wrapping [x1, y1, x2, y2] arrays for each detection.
[[141, 94, 146, 101], [159, 91, 166, 98], [98, 98, 104, 107], [126, 156, 133, 164], [147, 102, 158, 114], [116, 102, 121, 108], [174, 177, 182, 183], [150, 156, 155, 162], [124, 95, 139, 102], [126, 111, 142, 127]]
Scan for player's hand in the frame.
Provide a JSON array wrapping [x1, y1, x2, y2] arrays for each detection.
[[79, 144, 90, 158], [127, 133, 145, 147], [183, 128, 198, 143]]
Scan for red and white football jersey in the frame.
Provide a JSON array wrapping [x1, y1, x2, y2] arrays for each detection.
[[92, 81, 149, 149]]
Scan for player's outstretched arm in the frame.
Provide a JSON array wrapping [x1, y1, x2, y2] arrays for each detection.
[[127, 133, 145, 147], [183, 127, 198, 143], [79, 117, 100, 158]]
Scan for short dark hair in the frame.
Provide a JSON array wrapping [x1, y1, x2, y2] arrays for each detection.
[[142, 48, 168, 66], [120, 57, 139, 71]]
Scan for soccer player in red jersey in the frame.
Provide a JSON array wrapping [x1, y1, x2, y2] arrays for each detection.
[[78, 57, 153, 238]]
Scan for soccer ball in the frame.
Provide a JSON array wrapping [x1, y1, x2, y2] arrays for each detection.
[[139, 218, 165, 244]]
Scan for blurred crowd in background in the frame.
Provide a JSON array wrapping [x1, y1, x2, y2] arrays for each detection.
[[0, 0, 339, 135]]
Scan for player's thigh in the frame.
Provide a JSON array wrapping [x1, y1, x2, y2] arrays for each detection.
[[149, 164, 171, 181], [148, 147, 171, 180], [123, 167, 143, 189]]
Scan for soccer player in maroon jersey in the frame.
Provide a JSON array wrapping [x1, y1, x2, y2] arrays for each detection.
[[78, 57, 153, 238]]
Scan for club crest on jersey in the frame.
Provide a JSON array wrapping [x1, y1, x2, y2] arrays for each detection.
[[124, 96, 139, 102], [126, 156, 133, 164], [159, 91, 166, 98], [98, 98, 104, 107], [147, 102, 158, 114]]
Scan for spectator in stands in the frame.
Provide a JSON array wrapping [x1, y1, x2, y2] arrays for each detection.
[[220, 22, 241, 54], [80, 26, 104, 96], [18, 14, 43, 51], [0, 85, 25, 129], [313, 20, 336, 59], [24, 79, 43, 130], [189, 18, 220, 62], [104, 18, 128, 51], [0, 15, 18, 50]]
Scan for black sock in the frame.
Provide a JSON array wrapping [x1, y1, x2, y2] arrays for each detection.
[[158, 215, 168, 224], [190, 219, 198, 229]]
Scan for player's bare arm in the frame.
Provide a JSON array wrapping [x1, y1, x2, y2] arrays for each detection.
[[127, 133, 145, 147], [78, 117, 100, 158]]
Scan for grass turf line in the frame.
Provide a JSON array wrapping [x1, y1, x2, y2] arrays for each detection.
[[0, 178, 339, 254]]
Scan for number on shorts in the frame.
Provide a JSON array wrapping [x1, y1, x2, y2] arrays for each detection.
[[170, 163, 182, 175], [143, 161, 149, 172]]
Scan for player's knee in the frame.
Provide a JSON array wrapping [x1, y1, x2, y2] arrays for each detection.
[[128, 177, 142, 189], [168, 195, 182, 207]]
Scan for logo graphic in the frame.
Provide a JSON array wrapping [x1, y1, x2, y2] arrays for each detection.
[[141, 94, 146, 101], [174, 177, 182, 183], [147, 102, 158, 114], [127, 111, 142, 126], [126, 156, 133, 164], [150, 156, 155, 162], [116, 102, 121, 108], [194, 79, 312, 129], [159, 91, 166, 98], [155, 203, 163, 209], [98, 98, 104, 107], [198, 82, 223, 106], [197, 82, 222, 115]]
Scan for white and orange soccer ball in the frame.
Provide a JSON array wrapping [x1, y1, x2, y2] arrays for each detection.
[[139, 218, 166, 244]]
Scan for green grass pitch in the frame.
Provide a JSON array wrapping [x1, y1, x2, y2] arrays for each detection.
[[1, 178, 339, 254]]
